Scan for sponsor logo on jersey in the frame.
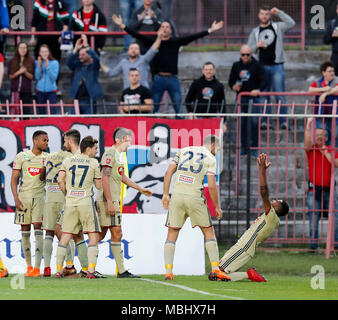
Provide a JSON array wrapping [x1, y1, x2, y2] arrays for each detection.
[[27, 167, 42, 177], [69, 190, 86, 197], [47, 185, 62, 192], [178, 174, 195, 184]]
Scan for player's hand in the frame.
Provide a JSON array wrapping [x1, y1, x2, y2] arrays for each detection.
[[140, 187, 152, 197], [215, 207, 223, 220], [107, 201, 116, 216], [162, 194, 170, 210], [15, 199, 24, 212], [257, 153, 271, 169]]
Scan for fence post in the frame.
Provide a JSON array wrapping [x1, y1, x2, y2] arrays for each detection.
[[301, 0, 305, 51], [246, 99, 253, 229]]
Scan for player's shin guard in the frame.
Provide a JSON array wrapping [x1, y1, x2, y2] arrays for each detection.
[[21, 231, 32, 267], [111, 242, 126, 274], [88, 244, 99, 273], [43, 235, 54, 268], [34, 230, 44, 269], [164, 240, 176, 274], [65, 239, 75, 266], [56, 244, 67, 272], [76, 240, 88, 271], [205, 238, 219, 271]]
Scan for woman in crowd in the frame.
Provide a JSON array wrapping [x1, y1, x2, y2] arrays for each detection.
[[8, 42, 35, 115], [34, 44, 59, 114]]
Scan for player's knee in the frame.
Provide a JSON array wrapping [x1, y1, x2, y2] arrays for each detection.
[[111, 227, 122, 242]]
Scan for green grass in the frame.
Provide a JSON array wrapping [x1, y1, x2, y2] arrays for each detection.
[[1, 250, 337, 300]]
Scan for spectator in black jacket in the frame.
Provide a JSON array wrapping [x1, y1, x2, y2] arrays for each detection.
[[324, 4, 338, 76], [30, 0, 69, 62], [129, 0, 162, 54], [113, 14, 223, 115], [69, 0, 107, 54], [185, 61, 225, 116], [229, 45, 266, 157]]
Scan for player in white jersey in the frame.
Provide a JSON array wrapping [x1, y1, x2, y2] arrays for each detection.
[[212, 153, 289, 282], [162, 135, 226, 281]]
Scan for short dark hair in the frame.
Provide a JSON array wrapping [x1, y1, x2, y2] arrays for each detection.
[[33, 130, 48, 140], [129, 67, 139, 73], [276, 200, 289, 217], [203, 61, 215, 69], [64, 129, 81, 145], [259, 5, 270, 12], [320, 61, 335, 73], [80, 136, 98, 153]]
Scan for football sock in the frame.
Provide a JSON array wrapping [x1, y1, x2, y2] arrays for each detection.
[[43, 235, 54, 268], [88, 244, 99, 273], [21, 231, 31, 267], [34, 230, 44, 269], [76, 240, 88, 270], [65, 239, 75, 266], [205, 238, 219, 271], [111, 242, 126, 274], [227, 272, 248, 282], [0, 256, 5, 270], [164, 240, 176, 274], [56, 244, 67, 272]]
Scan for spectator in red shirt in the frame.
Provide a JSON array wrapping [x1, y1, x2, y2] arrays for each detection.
[[304, 117, 338, 250], [308, 61, 338, 146]]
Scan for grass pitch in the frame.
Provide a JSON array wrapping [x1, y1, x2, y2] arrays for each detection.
[[0, 250, 337, 300]]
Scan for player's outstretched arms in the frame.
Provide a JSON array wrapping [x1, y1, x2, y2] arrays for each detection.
[[122, 173, 152, 197], [257, 153, 272, 214]]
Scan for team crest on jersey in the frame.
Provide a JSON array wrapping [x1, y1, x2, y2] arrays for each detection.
[[118, 166, 124, 175], [27, 167, 42, 176], [106, 158, 111, 164]]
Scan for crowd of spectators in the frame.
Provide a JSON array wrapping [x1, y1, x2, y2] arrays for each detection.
[[0, 0, 337, 250]]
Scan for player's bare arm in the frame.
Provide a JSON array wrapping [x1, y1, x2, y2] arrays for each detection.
[[162, 162, 177, 210], [10, 169, 24, 211], [101, 166, 116, 216], [257, 153, 272, 214], [57, 171, 67, 196], [206, 173, 223, 220], [39, 156, 47, 181], [122, 173, 152, 196]]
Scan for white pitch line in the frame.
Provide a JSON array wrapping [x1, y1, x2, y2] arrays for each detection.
[[139, 278, 245, 300]]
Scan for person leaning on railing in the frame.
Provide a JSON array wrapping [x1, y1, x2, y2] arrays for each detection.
[[119, 67, 153, 114], [308, 61, 338, 147]]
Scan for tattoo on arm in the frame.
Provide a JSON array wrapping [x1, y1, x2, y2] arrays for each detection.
[[102, 167, 112, 177], [260, 185, 269, 198]]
